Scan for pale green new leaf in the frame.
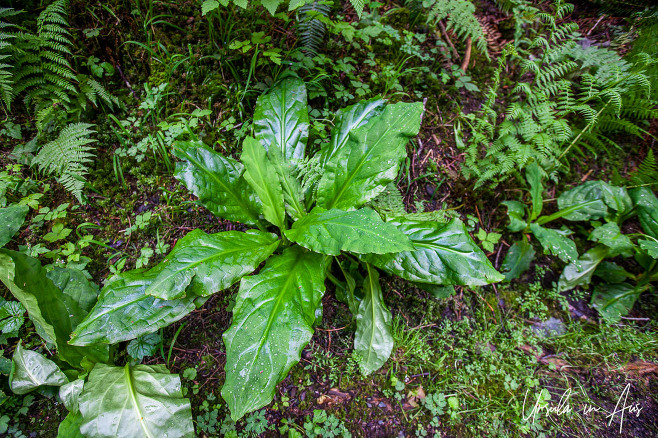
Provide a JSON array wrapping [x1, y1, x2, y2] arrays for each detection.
[[631, 187, 658, 238], [0, 204, 28, 248], [284, 207, 413, 256], [361, 218, 503, 286], [501, 240, 535, 281], [316, 102, 424, 210], [319, 97, 386, 166], [354, 264, 393, 376], [501, 201, 527, 232], [525, 162, 543, 220], [558, 245, 609, 292], [529, 224, 578, 264], [222, 247, 327, 421], [9, 343, 67, 395], [172, 141, 261, 225], [70, 270, 196, 346], [557, 181, 632, 222], [253, 76, 309, 162], [241, 136, 286, 229], [146, 229, 279, 300], [78, 363, 194, 438]]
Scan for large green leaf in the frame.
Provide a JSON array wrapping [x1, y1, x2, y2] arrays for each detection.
[[556, 181, 632, 222], [9, 343, 68, 395], [589, 222, 633, 256], [0, 252, 55, 344], [222, 247, 327, 421], [284, 207, 413, 256], [253, 76, 309, 162], [501, 201, 527, 232], [354, 264, 393, 376], [47, 267, 100, 313], [146, 229, 279, 300], [558, 245, 609, 292], [70, 269, 196, 346], [591, 282, 646, 323], [631, 187, 658, 238], [78, 363, 194, 438], [241, 136, 286, 229], [316, 102, 424, 210], [525, 162, 543, 220], [529, 224, 578, 264], [319, 97, 386, 166], [0, 204, 29, 248], [501, 240, 535, 281], [361, 218, 503, 286], [0, 250, 108, 366], [172, 141, 261, 225]]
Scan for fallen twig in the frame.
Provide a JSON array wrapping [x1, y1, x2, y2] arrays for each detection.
[[461, 37, 472, 71]]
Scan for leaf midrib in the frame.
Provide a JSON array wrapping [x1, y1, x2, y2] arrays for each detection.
[[124, 364, 154, 438], [72, 289, 191, 343], [364, 265, 378, 368], [326, 110, 406, 209], [237, 256, 303, 397], [149, 244, 262, 293], [181, 149, 258, 223]]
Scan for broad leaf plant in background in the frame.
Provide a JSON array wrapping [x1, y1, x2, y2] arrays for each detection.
[[501, 161, 658, 323]]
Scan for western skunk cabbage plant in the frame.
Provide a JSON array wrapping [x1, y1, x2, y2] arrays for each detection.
[[70, 73, 503, 421]]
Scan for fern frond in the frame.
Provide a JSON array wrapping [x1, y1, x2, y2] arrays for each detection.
[[423, 0, 489, 58], [292, 154, 324, 199], [630, 149, 658, 187], [349, 0, 365, 17], [78, 75, 119, 109], [297, 1, 331, 54], [369, 182, 407, 217], [33, 122, 96, 201]]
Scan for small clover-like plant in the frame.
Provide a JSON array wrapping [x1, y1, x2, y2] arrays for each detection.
[[71, 73, 502, 421]]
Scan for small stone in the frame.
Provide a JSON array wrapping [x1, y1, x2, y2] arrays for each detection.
[[532, 317, 566, 338]]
